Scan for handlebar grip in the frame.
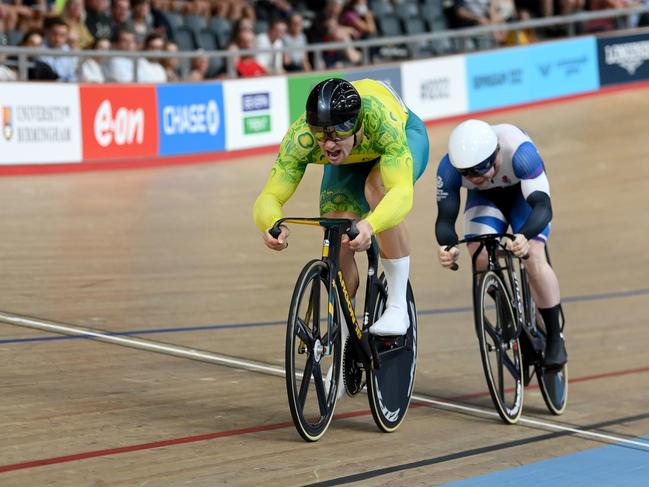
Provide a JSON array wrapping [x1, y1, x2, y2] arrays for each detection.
[[346, 221, 359, 241], [269, 222, 282, 239]]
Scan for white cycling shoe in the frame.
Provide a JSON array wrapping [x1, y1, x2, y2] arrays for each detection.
[[369, 305, 409, 336]]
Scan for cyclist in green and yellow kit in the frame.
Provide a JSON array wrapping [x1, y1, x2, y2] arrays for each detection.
[[252, 78, 429, 392]]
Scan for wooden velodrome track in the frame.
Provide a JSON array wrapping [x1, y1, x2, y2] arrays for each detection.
[[1, 85, 648, 486]]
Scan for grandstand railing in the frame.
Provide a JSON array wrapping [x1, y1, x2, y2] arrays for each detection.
[[1, 5, 649, 82]]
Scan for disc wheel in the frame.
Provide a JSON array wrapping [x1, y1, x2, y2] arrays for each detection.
[[533, 308, 568, 415], [367, 275, 417, 433]]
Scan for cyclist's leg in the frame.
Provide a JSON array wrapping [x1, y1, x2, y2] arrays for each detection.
[[320, 162, 372, 397], [368, 110, 429, 336], [464, 189, 509, 274], [320, 161, 375, 297], [509, 192, 566, 367]]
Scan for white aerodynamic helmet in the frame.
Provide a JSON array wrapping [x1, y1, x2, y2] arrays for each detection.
[[448, 119, 498, 171]]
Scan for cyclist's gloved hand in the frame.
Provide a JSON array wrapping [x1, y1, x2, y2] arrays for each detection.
[[504, 233, 529, 258], [347, 220, 373, 252], [438, 245, 460, 269], [263, 224, 290, 251]]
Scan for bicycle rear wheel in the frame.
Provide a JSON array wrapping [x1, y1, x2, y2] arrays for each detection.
[[476, 270, 524, 424], [533, 308, 568, 415], [285, 259, 342, 442], [367, 276, 417, 433]]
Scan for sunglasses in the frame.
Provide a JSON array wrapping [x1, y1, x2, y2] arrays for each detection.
[[458, 146, 499, 177], [308, 117, 361, 142]]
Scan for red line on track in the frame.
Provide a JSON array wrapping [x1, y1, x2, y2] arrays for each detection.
[[1, 364, 648, 474], [2, 80, 649, 176]]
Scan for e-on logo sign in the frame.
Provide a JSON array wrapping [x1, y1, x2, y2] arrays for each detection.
[[94, 99, 144, 147], [163, 100, 220, 136]]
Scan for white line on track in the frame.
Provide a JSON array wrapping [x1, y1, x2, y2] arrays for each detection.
[[0, 312, 286, 377], [412, 394, 649, 450], [3, 311, 649, 451]]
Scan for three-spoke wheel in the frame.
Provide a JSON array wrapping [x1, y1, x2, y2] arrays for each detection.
[[475, 270, 524, 424], [285, 260, 342, 442]]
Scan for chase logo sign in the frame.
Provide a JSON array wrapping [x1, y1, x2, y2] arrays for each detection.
[[162, 101, 220, 136], [156, 82, 225, 156], [241, 91, 271, 135], [598, 33, 649, 86]]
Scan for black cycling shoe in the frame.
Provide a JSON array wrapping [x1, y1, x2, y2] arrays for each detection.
[[544, 336, 568, 369]]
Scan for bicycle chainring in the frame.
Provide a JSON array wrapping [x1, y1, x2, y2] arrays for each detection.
[[342, 336, 365, 396]]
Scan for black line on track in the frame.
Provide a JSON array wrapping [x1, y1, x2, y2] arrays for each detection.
[[303, 411, 649, 487]]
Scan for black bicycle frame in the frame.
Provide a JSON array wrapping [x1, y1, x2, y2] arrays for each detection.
[[321, 224, 377, 371], [470, 237, 544, 349], [271, 217, 378, 370], [469, 237, 526, 336]]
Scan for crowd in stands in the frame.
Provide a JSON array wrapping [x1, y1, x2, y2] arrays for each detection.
[[0, 0, 647, 82]]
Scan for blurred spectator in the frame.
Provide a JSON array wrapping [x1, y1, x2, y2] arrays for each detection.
[[127, 0, 153, 46], [226, 17, 254, 50], [255, 0, 293, 21], [490, 0, 535, 44], [148, 0, 172, 39], [453, 0, 496, 27], [283, 12, 311, 72], [0, 64, 18, 81], [187, 51, 209, 80], [9, 29, 59, 80], [235, 28, 267, 77], [85, 0, 113, 40], [224, 0, 256, 23], [80, 36, 110, 81], [340, 0, 376, 39], [137, 31, 166, 81], [109, 0, 131, 37], [0, 2, 37, 33], [39, 16, 79, 81], [161, 39, 180, 81], [104, 27, 136, 81], [63, 0, 95, 48], [68, 26, 81, 49], [308, 0, 348, 43], [586, 0, 638, 31], [255, 17, 286, 74], [322, 13, 361, 68]]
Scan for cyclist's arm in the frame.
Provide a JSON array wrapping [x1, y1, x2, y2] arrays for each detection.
[[513, 141, 552, 239], [435, 155, 462, 246], [252, 164, 306, 232], [252, 123, 312, 232]]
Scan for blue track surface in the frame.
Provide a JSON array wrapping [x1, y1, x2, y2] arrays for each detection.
[[442, 436, 649, 486]]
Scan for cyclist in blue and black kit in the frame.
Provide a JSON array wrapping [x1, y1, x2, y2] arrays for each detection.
[[435, 119, 568, 368]]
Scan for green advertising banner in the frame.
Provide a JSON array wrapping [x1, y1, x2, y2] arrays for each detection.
[[287, 71, 343, 123]]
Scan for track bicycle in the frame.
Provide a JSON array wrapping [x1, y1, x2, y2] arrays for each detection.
[[270, 217, 417, 442], [448, 233, 568, 424]]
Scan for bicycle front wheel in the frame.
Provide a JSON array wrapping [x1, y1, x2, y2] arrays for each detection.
[[285, 259, 342, 442], [367, 276, 417, 433], [476, 270, 524, 424]]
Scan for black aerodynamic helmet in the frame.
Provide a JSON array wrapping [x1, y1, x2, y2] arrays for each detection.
[[305, 78, 363, 139]]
